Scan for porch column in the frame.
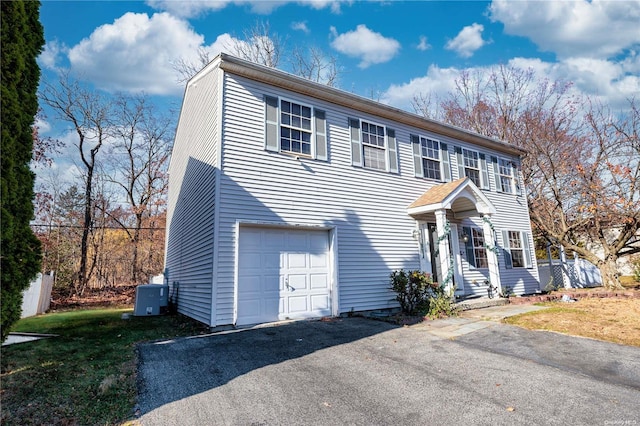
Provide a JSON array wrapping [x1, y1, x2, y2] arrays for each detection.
[[482, 214, 502, 294], [435, 209, 453, 293]]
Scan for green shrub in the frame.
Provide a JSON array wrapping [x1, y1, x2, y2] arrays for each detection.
[[389, 270, 435, 315], [425, 284, 458, 319]]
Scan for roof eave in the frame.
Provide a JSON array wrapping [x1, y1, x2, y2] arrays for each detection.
[[217, 53, 527, 157]]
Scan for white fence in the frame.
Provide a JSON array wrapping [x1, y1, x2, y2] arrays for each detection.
[[537, 257, 602, 291], [21, 272, 54, 318]]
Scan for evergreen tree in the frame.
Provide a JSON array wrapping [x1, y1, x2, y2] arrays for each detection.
[[1, 1, 45, 341]]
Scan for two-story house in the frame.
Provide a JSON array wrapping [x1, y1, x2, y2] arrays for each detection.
[[164, 53, 539, 327]]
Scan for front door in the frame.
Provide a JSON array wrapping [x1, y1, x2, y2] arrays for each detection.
[[426, 223, 457, 291]]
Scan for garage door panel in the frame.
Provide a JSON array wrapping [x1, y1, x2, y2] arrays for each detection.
[[310, 274, 328, 289], [288, 274, 308, 290], [310, 252, 328, 268], [287, 295, 308, 314], [287, 252, 307, 269], [237, 227, 331, 326], [311, 294, 329, 311]]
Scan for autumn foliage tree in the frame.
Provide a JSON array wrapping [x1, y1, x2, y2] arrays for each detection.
[[415, 64, 639, 288]]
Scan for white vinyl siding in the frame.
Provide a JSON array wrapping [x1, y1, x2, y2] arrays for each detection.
[[166, 60, 540, 325], [164, 65, 220, 325]]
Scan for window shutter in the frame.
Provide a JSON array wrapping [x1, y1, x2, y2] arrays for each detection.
[[479, 153, 490, 189], [454, 146, 465, 180], [502, 230, 513, 269], [411, 134, 423, 177], [315, 109, 327, 161], [513, 160, 522, 196], [491, 156, 500, 191], [441, 143, 451, 182], [387, 128, 398, 173], [264, 95, 279, 152], [522, 231, 532, 268], [463, 226, 475, 267], [349, 118, 362, 167]]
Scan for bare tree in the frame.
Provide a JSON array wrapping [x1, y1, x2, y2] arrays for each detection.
[[40, 73, 112, 295], [106, 94, 173, 283], [290, 45, 340, 87], [425, 64, 639, 288], [172, 21, 344, 88], [411, 92, 444, 121], [171, 48, 213, 85], [227, 20, 283, 68]]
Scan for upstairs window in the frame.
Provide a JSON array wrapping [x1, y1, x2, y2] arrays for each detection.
[[264, 95, 327, 160], [280, 100, 312, 156], [348, 118, 398, 173], [498, 158, 515, 193], [421, 137, 442, 180], [462, 148, 480, 187], [361, 121, 386, 171], [411, 134, 451, 181]]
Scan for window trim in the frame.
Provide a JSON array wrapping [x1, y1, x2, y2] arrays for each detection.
[[360, 119, 388, 171], [501, 230, 533, 269], [349, 118, 398, 173], [420, 135, 443, 181], [496, 157, 516, 194], [462, 147, 481, 187], [462, 226, 488, 269], [264, 94, 327, 161], [278, 96, 315, 158]]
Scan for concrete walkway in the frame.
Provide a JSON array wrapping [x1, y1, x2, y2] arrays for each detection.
[[415, 303, 547, 339]]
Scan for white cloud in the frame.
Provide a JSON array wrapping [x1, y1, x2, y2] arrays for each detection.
[[380, 65, 460, 111], [417, 36, 431, 52], [330, 24, 400, 68], [39, 40, 68, 71], [66, 12, 236, 96], [146, 0, 344, 18], [445, 23, 487, 58], [382, 55, 640, 115], [489, 0, 640, 59], [291, 21, 310, 34]]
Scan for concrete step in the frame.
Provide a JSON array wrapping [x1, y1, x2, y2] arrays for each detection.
[[454, 296, 509, 311]]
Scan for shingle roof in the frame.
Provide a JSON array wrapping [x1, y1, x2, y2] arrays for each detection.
[[408, 178, 468, 209]]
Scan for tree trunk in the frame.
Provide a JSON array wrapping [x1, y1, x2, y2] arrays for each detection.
[[598, 257, 624, 290]]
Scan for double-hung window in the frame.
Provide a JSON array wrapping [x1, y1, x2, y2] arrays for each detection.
[[280, 100, 312, 156], [497, 158, 515, 193], [462, 148, 480, 187], [421, 137, 442, 180], [501, 230, 532, 269], [264, 95, 327, 160], [462, 226, 488, 269], [348, 118, 398, 173], [361, 121, 386, 171], [411, 134, 451, 181]]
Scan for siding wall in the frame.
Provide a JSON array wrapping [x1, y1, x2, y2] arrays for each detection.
[[164, 66, 220, 324], [214, 72, 538, 325]]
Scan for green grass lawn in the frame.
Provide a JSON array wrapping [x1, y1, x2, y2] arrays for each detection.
[[1, 308, 209, 425]]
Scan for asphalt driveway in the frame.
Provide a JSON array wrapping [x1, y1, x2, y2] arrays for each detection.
[[137, 316, 640, 425]]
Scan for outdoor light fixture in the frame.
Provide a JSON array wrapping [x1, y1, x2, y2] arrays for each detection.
[[462, 233, 469, 243]]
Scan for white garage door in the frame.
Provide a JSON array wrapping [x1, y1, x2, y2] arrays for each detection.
[[237, 227, 331, 326]]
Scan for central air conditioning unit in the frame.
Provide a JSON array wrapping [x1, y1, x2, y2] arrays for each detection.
[[133, 284, 169, 316]]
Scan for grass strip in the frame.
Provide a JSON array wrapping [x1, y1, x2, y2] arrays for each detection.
[[1, 308, 208, 425], [504, 298, 640, 347]]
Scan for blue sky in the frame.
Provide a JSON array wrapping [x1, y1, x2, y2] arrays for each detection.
[[36, 0, 639, 183]]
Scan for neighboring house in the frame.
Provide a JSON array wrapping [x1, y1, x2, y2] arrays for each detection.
[[164, 53, 539, 327]]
